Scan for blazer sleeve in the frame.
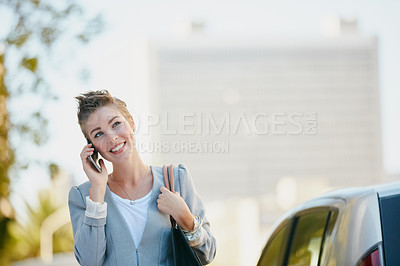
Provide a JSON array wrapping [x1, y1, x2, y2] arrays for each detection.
[[177, 164, 217, 265], [68, 186, 107, 266]]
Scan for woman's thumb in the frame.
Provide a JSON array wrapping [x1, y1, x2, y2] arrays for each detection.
[[99, 159, 107, 172]]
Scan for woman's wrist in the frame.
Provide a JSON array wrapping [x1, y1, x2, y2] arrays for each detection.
[[90, 185, 106, 204], [183, 215, 202, 233], [175, 210, 194, 231]]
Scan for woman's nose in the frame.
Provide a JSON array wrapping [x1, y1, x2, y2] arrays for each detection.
[[106, 131, 118, 142]]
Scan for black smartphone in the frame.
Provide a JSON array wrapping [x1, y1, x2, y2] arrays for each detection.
[[86, 138, 102, 172]]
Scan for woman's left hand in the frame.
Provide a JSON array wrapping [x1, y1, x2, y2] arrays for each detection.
[[157, 187, 194, 231]]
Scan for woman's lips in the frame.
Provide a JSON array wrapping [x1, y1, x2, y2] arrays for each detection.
[[110, 142, 126, 154]]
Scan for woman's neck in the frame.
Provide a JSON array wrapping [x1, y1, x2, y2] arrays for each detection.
[[111, 151, 147, 186]]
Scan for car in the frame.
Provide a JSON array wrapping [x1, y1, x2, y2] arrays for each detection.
[[256, 181, 400, 266]]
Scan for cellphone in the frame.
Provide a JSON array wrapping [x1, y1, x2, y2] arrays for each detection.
[[86, 138, 102, 172]]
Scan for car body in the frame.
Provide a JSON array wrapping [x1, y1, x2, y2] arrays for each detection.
[[257, 181, 400, 266]]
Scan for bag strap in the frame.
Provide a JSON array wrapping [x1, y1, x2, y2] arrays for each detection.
[[162, 165, 170, 190], [163, 164, 177, 228]]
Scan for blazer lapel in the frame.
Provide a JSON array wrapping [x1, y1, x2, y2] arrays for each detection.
[[103, 166, 169, 265], [139, 166, 165, 244], [137, 166, 173, 265], [104, 185, 137, 263]]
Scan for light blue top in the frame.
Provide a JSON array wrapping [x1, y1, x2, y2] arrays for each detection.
[[68, 164, 216, 266]]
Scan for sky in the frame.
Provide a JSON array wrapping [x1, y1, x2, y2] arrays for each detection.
[[6, 0, 400, 208]]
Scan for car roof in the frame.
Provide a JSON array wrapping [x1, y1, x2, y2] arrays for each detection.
[[371, 181, 400, 197], [311, 181, 400, 202], [268, 181, 400, 238]]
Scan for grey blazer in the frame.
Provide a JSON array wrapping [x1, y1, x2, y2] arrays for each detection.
[[68, 164, 216, 266]]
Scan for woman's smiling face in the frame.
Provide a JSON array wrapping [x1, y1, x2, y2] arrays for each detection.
[[85, 104, 136, 163]]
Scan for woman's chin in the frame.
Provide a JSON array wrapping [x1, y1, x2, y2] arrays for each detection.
[[108, 149, 135, 164]]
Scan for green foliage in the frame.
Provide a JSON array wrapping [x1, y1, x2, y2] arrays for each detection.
[[0, 46, 15, 266], [49, 163, 60, 180], [0, 0, 103, 264], [7, 32, 32, 48], [21, 57, 38, 72]]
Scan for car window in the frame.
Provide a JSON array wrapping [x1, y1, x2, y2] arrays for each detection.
[[379, 194, 400, 265], [287, 210, 330, 266], [257, 220, 292, 266], [319, 210, 338, 263]]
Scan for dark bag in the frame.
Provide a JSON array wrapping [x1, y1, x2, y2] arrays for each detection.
[[163, 165, 202, 266]]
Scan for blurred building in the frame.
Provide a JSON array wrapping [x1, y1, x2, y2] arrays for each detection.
[[132, 19, 382, 202]]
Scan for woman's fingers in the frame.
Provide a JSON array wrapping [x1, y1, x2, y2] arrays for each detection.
[[78, 144, 108, 198], [157, 187, 185, 216], [80, 145, 95, 163], [99, 159, 107, 173], [81, 150, 93, 159], [80, 144, 101, 174]]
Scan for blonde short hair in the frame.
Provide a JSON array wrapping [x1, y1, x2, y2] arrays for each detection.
[[75, 90, 134, 139]]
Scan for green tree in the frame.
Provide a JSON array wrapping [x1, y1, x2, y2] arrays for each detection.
[[0, 0, 103, 264], [0, 46, 16, 266]]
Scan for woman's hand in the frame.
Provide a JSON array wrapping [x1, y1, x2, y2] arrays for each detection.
[[80, 143, 108, 203], [157, 187, 194, 231]]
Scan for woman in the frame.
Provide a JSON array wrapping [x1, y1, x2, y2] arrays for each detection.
[[68, 90, 216, 265]]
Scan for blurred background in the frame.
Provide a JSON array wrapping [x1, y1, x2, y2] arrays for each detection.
[[1, 0, 399, 265]]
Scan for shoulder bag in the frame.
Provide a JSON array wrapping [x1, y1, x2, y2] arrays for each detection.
[[163, 165, 202, 266]]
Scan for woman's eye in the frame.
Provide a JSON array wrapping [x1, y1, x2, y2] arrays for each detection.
[[113, 121, 121, 128], [94, 132, 103, 138]]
